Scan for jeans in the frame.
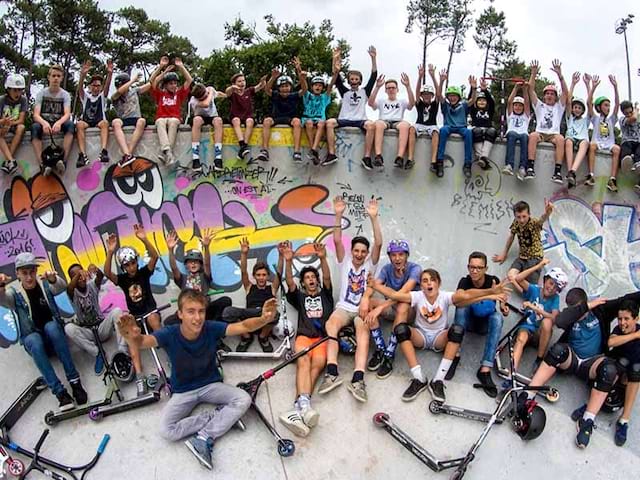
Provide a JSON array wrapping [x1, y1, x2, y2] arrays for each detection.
[[453, 306, 504, 368], [221, 306, 279, 325], [23, 321, 79, 395], [164, 297, 233, 326], [505, 131, 528, 169], [437, 125, 473, 166]]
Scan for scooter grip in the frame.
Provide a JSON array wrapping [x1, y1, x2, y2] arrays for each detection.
[[97, 434, 110, 454], [34, 429, 50, 452]]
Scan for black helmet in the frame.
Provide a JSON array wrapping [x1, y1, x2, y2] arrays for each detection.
[[164, 72, 179, 83], [112, 351, 134, 382], [41, 137, 64, 169], [513, 404, 546, 440], [114, 73, 130, 88], [338, 325, 357, 355], [602, 384, 625, 413]]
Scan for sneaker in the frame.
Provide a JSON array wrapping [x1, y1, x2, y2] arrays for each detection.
[[292, 151, 302, 163], [525, 167, 536, 180], [214, 146, 222, 161], [623, 155, 634, 170], [436, 162, 444, 178], [404, 159, 415, 170], [576, 417, 595, 449], [159, 149, 168, 164], [165, 150, 176, 165], [1, 159, 17, 175], [584, 173, 595, 186], [99, 149, 109, 163], [192, 145, 200, 160], [307, 149, 317, 162], [236, 335, 254, 352], [367, 349, 385, 372], [136, 376, 148, 397], [463, 165, 472, 178], [428, 379, 446, 403], [56, 160, 66, 175], [300, 406, 320, 428], [615, 420, 628, 447], [502, 164, 514, 176], [192, 158, 202, 173], [476, 369, 497, 398], [279, 410, 310, 437], [567, 171, 577, 188], [76, 152, 89, 168], [551, 171, 564, 184], [346, 380, 367, 402], [571, 404, 588, 422], [517, 166, 527, 181], [634, 183, 640, 195], [217, 340, 232, 353], [119, 154, 135, 168], [43, 165, 52, 177], [631, 158, 640, 171], [394, 156, 404, 168], [361, 156, 373, 170], [56, 390, 75, 412], [322, 153, 338, 166], [184, 435, 214, 470], [444, 356, 460, 381], [70, 379, 87, 405], [258, 335, 273, 353], [317, 373, 343, 394], [213, 157, 224, 172], [257, 149, 269, 162], [607, 177, 618, 192], [401, 378, 428, 402], [238, 144, 250, 160], [430, 162, 438, 175], [376, 356, 394, 379], [94, 354, 105, 376], [479, 156, 491, 170], [373, 155, 384, 172]]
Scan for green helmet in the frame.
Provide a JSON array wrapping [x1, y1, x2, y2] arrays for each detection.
[[446, 86, 462, 98], [594, 96, 609, 108]]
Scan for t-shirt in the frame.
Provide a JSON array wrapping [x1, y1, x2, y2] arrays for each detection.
[[335, 71, 376, 121], [35, 87, 71, 124], [271, 90, 300, 119], [0, 94, 28, 121], [246, 284, 273, 309], [534, 101, 564, 134], [469, 91, 495, 128], [507, 112, 530, 135], [411, 290, 454, 332], [286, 286, 334, 338], [80, 92, 106, 123], [112, 87, 141, 119], [189, 88, 219, 118], [151, 85, 189, 121], [25, 284, 53, 331], [302, 91, 331, 120], [377, 262, 421, 291], [229, 87, 256, 120], [375, 97, 410, 122], [116, 266, 157, 316], [456, 274, 500, 291], [416, 100, 438, 126], [176, 271, 211, 295], [620, 116, 640, 144], [566, 114, 590, 141], [70, 279, 104, 327], [568, 312, 602, 359], [611, 324, 640, 364], [336, 254, 377, 313], [591, 114, 615, 148], [521, 284, 559, 330], [509, 217, 544, 260], [153, 322, 226, 394], [456, 274, 500, 317], [441, 100, 469, 128]]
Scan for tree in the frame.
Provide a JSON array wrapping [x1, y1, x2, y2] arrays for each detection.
[[405, 0, 449, 82], [444, 0, 474, 86], [473, 6, 517, 78]]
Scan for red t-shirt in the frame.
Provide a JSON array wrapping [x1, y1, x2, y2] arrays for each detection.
[[229, 86, 256, 121], [151, 86, 189, 121]]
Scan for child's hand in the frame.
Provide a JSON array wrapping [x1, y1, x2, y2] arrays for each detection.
[[107, 233, 118, 253], [469, 75, 477, 89], [281, 241, 293, 261], [271, 68, 280, 79], [551, 59, 563, 77], [540, 257, 551, 267], [260, 298, 277, 323], [491, 253, 506, 264], [544, 198, 554, 216], [81, 60, 91, 74], [609, 74, 617, 87], [428, 64, 436, 76], [366, 196, 379, 218], [174, 57, 183, 67], [529, 60, 540, 76], [367, 45, 377, 59], [439, 69, 448, 81], [314, 242, 326, 259], [160, 56, 169, 68], [87, 264, 98, 276], [106, 60, 113, 73], [418, 64, 425, 78], [375, 74, 386, 88], [333, 195, 346, 215], [201, 228, 216, 247], [400, 72, 410, 87], [133, 223, 147, 240], [292, 56, 301, 70], [166, 230, 178, 250], [571, 71, 580, 86], [0, 273, 12, 286], [239, 237, 250, 254], [43, 271, 58, 283], [116, 313, 141, 342]]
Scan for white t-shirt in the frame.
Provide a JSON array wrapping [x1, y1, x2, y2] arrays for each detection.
[[566, 114, 590, 141], [534, 101, 564, 134], [591, 114, 615, 148], [506, 112, 531, 135], [338, 87, 369, 121], [374, 97, 409, 122], [335, 253, 378, 313], [189, 87, 219, 118], [410, 290, 454, 332]]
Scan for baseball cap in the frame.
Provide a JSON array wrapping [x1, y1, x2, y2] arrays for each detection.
[[15, 252, 40, 270]]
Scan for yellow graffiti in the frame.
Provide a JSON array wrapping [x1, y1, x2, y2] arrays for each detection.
[[219, 126, 313, 147]]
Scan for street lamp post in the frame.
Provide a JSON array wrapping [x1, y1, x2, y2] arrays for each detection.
[[616, 14, 634, 101]]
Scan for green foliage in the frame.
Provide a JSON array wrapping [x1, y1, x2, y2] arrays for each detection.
[[474, 6, 517, 77]]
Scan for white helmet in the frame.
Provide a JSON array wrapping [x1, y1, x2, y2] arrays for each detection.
[[420, 85, 435, 94], [116, 246, 138, 267], [546, 267, 568, 292], [276, 75, 293, 87], [310, 76, 326, 86], [5, 74, 26, 89], [513, 96, 525, 105]]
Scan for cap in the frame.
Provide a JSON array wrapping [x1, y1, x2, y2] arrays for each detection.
[[15, 252, 39, 270]]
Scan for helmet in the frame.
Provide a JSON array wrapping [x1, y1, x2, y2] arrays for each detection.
[[387, 239, 410, 255], [277, 75, 293, 87], [476, 91, 487, 99], [571, 97, 586, 110], [513, 96, 525, 105], [310, 76, 326, 86], [163, 72, 179, 83], [5, 74, 26, 89], [111, 351, 134, 382], [543, 84, 558, 96], [513, 403, 547, 440], [445, 86, 462, 98], [594, 96, 609, 108], [545, 267, 568, 292], [602, 383, 625, 413], [420, 85, 435, 94], [470, 299, 497, 318], [338, 325, 357, 355], [116, 247, 138, 267], [184, 249, 203, 263], [114, 73, 130, 88], [41, 138, 64, 169]]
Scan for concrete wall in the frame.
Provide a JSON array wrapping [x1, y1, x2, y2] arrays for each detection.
[[0, 125, 638, 346]]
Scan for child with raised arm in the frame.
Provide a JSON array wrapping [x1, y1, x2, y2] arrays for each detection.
[[368, 72, 416, 170], [189, 83, 226, 172], [415, 64, 441, 175], [225, 73, 267, 160], [278, 241, 333, 437], [527, 59, 568, 181], [0, 74, 27, 175], [562, 72, 591, 188], [469, 78, 497, 170], [503, 81, 531, 179], [104, 224, 160, 396]]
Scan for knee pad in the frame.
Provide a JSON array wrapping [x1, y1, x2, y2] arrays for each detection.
[[543, 343, 570, 368], [593, 359, 618, 393], [628, 363, 640, 383], [394, 323, 412, 343], [485, 127, 498, 143], [447, 324, 464, 344]]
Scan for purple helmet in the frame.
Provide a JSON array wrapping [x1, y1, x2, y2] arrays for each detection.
[[387, 239, 410, 255]]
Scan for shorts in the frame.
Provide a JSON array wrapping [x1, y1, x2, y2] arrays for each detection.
[[301, 117, 325, 125], [515, 323, 541, 342], [295, 335, 327, 359], [594, 142, 615, 153], [331, 307, 360, 326], [415, 124, 439, 135], [538, 133, 562, 143], [31, 120, 75, 139], [1, 125, 20, 135], [337, 119, 367, 130], [380, 120, 404, 129], [565, 348, 604, 382], [567, 137, 588, 150], [190, 115, 220, 126], [414, 324, 445, 352], [121, 117, 141, 127], [78, 118, 106, 128], [509, 257, 542, 284], [269, 116, 296, 126]]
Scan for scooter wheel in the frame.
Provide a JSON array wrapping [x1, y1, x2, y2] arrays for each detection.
[[284, 351, 294, 361], [44, 411, 57, 426], [372, 412, 389, 427], [160, 384, 172, 398], [277, 439, 295, 457], [146, 374, 159, 389], [545, 389, 560, 403], [8, 458, 25, 476], [89, 408, 103, 422], [429, 400, 443, 415]]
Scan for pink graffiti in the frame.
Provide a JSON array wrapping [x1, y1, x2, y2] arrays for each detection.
[[76, 162, 102, 191]]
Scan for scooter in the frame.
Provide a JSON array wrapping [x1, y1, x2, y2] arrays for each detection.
[[0, 444, 24, 478], [0, 378, 46, 438], [236, 335, 332, 457]]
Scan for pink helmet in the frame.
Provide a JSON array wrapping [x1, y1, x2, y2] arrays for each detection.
[[543, 84, 558, 96]]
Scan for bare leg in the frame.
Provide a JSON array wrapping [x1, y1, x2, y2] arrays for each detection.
[[611, 144, 621, 178], [354, 317, 370, 373], [396, 121, 410, 158], [374, 120, 386, 156], [244, 118, 255, 146], [313, 121, 326, 150], [363, 121, 375, 158], [76, 121, 88, 154], [9, 124, 25, 157], [407, 126, 416, 161], [304, 120, 315, 146], [98, 120, 109, 149], [112, 119, 130, 156], [62, 132, 74, 161], [537, 317, 553, 359], [296, 353, 312, 396], [129, 118, 146, 154], [431, 132, 439, 164], [232, 117, 244, 143], [292, 118, 302, 152], [326, 119, 337, 155], [621, 382, 640, 421]]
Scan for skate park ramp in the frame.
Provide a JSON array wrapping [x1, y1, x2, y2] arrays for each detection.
[[1, 126, 640, 479]]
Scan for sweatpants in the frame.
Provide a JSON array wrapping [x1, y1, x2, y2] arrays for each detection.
[[64, 308, 127, 357]]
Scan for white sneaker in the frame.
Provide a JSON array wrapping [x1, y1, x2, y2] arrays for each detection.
[[300, 406, 320, 428], [279, 410, 310, 437], [516, 166, 526, 181], [166, 150, 176, 165], [502, 164, 514, 175]]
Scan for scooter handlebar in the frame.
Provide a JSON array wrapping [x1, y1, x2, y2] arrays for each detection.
[[138, 304, 171, 320], [34, 429, 49, 453], [97, 434, 110, 454]]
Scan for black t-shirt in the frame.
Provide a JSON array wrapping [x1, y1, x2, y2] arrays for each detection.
[[457, 274, 500, 291], [469, 90, 495, 128], [611, 324, 640, 364], [416, 100, 439, 126], [272, 91, 300, 118], [246, 284, 274, 309], [117, 266, 157, 316], [176, 271, 212, 295], [25, 284, 53, 331], [286, 285, 334, 338]]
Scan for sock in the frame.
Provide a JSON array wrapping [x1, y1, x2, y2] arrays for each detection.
[[410, 365, 424, 382], [434, 358, 453, 382], [239, 140, 246, 147], [191, 142, 199, 159], [101, 148, 108, 155], [296, 394, 311, 411], [619, 418, 629, 425], [371, 328, 386, 351], [583, 411, 596, 423], [351, 370, 364, 383], [384, 333, 398, 358], [214, 143, 222, 158], [326, 363, 338, 376], [554, 163, 561, 173]]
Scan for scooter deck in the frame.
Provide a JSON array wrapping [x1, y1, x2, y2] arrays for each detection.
[[0, 377, 46, 435], [92, 391, 160, 419], [44, 398, 112, 425], [429, 401, 506, 425]]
